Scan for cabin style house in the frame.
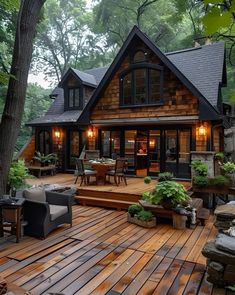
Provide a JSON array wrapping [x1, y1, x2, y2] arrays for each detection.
[[24, 26, 228, 179]]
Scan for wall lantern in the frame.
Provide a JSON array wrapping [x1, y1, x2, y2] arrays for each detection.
[[196, 123, 207, 140], [54, 130, 61, 139], [87, 126, 94, 138]]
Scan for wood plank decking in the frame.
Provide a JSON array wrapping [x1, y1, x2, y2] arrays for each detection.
[[0, 174, 224, 294], [0, 205, 227, 295]]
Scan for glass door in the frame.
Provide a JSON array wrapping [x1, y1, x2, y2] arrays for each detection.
[[67, 130, 79, 169], [124, 130, 136, 174], [149, 130, 161, 175], [136, 130, 148, 177], [164, 130, 177, 176], [178, 129, 191, 178]]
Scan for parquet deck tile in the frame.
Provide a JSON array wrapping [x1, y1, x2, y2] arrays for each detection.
[[0, 174, 227, 294]]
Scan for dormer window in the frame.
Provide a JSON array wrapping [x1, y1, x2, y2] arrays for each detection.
[[133, 50, 146, 63], [67, 87, 83, 110]]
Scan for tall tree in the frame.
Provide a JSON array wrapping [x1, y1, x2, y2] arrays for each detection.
[[92, 0, 194, 52], [0, 0, 46, 195], [33, 0, 110, 84]]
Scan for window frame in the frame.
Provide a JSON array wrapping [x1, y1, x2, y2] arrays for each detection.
[[119, 63, 164, 108], [65, 87, 83, 110]]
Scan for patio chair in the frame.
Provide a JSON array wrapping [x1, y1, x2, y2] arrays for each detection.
[[23, 188, 72, 238], [74, 158, 97, 185], [105, 158, 127, 186]]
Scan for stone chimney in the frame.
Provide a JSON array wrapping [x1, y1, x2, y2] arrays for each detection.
[[205, 37, 212, 45]]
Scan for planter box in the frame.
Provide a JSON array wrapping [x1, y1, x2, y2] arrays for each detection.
[[192, 185, 229, 194], [127, 213, 156, 228]]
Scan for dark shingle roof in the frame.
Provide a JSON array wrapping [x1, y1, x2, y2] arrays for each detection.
[[71, 68, 97, 86], [167, 42, 225, 107], [28, 29, 225, 126], [84, 66, 108, 84], [28, 87, 82, 125]]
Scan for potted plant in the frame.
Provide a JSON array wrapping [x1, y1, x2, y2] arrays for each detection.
[[127, 205, 156, 228], [191, 160, 208, 176], [193, 175, 209, 187], [141, 180, 191, 209], [158, 172, 173, 182], [222, 162, 235, 185], [210, 175, 230, 187], [33, 151, 58, 167], [7, 160, 31, 197]]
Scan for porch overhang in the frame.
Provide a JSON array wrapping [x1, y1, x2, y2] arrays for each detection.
[[91, 115, 199, 127]]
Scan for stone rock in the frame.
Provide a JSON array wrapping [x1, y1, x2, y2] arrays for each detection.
[[214, 204, 235, 219], [202, 241, 235, 265], [208, 261, 224, 272], [232, 219, 235, 226], [215, 234, 235, 255], [207, 266, 223, 280]]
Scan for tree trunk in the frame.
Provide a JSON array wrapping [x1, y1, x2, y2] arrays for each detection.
[[0, 0, 46, 196]]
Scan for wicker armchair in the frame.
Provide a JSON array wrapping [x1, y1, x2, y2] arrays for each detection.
[[23, 190, 72, 238]]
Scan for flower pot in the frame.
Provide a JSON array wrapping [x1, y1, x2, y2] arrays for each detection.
[[127, 213, 156, 228], [160, 199, 175, 210]]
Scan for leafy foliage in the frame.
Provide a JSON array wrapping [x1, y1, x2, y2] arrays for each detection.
[[158, 172, 173, 182], [211, 175, 230, 187], [128, 204, 143, 217], [142, 180, 190, 206], [214, 152, 224, 161], [193, 175, 209, 187], [191, 160, 208, 176], [33, 151, 58, 164], [144, 176, 152, 184], [8, 160, 30, 191], [136, 210, 154, 221], [222, 162, 235, 174]]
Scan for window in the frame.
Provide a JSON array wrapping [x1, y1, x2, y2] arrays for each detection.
[[120, 66, 163, 106], [67, 87, 82, 109], [133, 50, 146, 63]]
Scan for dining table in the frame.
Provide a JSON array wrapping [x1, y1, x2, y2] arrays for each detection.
[[89, 160, 116, 184]]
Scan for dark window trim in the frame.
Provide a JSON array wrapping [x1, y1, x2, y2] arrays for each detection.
[[65, 86, 83, 111], [119, 63, 164, 107], [131, 49, 147, 63]]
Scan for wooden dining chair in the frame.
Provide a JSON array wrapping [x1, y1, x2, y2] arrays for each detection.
[[74, 158, 97, 186], [105, 158, 127, 186]]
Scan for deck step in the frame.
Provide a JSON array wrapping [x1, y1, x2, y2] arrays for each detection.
[[74, 195, 137, 210]]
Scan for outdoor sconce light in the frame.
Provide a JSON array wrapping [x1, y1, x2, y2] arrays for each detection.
[[87, 127, 94, 138], [196, 123, 207, 140], [54, 130, 61, 139]]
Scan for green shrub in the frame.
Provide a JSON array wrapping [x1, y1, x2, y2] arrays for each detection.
[[222, 162, 235, 174], [8, 160, 31, 193], [215, 152, 224, 161], [128, 204, 142, 217], [144, 176, 152, 184], [158, 172, 173, 182], [136, 210, 154, 221], [191, 160, 208, 176], [33, 151, 58, 165], [155, 181, 190, 206], [211, 175, 230, 187], [193, 175, 209, 187]]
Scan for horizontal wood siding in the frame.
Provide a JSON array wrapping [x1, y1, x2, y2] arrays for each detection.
[[91, 44, 199, 121]]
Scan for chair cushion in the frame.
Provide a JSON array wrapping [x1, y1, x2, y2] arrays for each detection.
[[49, 204, 68, 221], [84, 169, 97, 175], [106, 170, 115, 176], [23, 187, 46, 202]]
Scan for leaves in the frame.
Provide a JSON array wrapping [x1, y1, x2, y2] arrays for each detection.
[[202, 6, 232, 34]]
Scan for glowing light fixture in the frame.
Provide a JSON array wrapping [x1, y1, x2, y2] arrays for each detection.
[[198, 124, 206, 136], [54, 130, 61, 139], [87, 126, 94, 138]]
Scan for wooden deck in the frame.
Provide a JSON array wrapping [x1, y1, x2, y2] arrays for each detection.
[[3, 173, 224, 294], [26, 173, 192, 210], [0, 205, 227, 295]]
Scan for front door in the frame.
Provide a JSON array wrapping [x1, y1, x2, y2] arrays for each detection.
[[136, 130, 148, 177]]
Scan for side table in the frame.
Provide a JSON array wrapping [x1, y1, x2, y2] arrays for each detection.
[[0, 197, 25, 243]]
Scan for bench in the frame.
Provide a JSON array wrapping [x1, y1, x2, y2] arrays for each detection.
[[27, 165, 56, 178]]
